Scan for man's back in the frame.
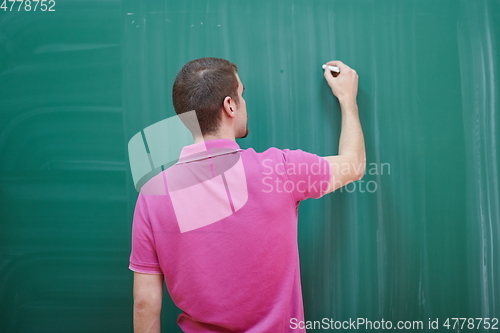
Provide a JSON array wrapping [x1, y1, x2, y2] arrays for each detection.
[[130, 57, 364, 333], [130, 138, 331, 332]]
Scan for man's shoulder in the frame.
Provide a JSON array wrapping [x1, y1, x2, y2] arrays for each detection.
[[243, 146, 282, 154], [241, 146, 285, 162], [239, 147, 328, 176]]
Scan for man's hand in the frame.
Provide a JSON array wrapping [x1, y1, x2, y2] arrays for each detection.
[[133, 272, 163, 333], [323, 60, 358, 108]]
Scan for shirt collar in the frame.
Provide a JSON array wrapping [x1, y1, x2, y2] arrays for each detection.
[[178, 139, 241, 163]]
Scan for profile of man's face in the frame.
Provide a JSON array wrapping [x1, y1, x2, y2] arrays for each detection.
[[238, 117, 249, 139], [235, 74, 249, 139]]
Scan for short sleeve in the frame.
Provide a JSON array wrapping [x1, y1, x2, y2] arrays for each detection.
[[281, 149, 331, 202], [129, 193, 163, 274]]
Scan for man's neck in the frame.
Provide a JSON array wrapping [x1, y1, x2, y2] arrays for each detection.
[[194, 133, 236, 143]]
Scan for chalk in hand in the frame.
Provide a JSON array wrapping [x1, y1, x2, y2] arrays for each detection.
[[322, 64, 340, 73]]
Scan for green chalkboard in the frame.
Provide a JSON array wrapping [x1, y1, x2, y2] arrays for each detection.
[[1, 0, 499, 332]]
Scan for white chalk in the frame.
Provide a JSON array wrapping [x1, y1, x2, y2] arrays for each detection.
[[322, 64, 340, 73]]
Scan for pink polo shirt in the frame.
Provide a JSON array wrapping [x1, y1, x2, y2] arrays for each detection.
[[129, 139, 331, 332]]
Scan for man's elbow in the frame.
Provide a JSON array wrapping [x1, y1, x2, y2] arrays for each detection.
[[133, 298, 162, 333], [348, 160, 365, 182], [134, 289, 163, 320], [134, 296, 162, 314], [354, 162, 365, 181]]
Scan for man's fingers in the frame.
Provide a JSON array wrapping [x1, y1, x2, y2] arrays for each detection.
[[325, 60, 352, 74], [325, 60, 344, 69], [324, 66, 335, 84]]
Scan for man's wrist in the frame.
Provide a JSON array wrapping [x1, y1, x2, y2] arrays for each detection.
[[339, 100, 358, 113]]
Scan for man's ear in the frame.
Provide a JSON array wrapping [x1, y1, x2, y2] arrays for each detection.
[[222, 96, 236, 118]]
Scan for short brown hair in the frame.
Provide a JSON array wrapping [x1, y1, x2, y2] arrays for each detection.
[[172, 57, 239, 135]]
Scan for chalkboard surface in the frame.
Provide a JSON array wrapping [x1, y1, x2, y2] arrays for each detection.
[[1, 0, 499, 332]]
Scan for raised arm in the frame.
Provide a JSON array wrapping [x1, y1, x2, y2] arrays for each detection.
[[133, 272, 163, 333], [322, 60, 366, 194]]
